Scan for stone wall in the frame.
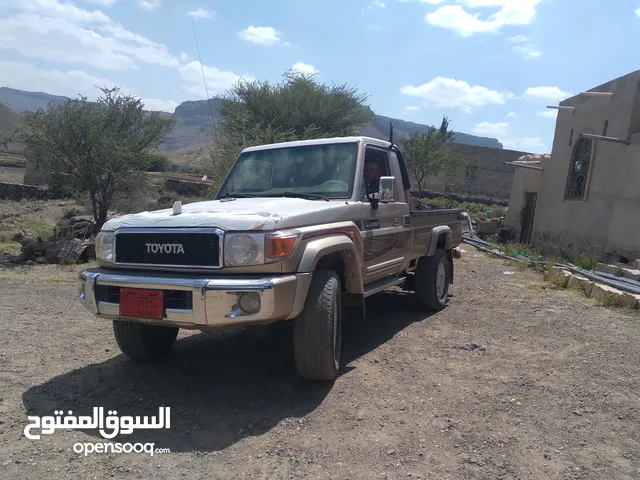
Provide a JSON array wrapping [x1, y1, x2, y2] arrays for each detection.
[[423, 143, 531, 200], [23, 147, 52, 186], [164, 177, 214, 197], [0, 182, 50, 201]]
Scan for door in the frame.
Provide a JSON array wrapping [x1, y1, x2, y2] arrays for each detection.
[[519, 192, 537, 244], [359, 145, 411, 285]]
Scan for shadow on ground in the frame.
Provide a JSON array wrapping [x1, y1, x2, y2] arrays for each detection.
[[22, 289, 439, 452]]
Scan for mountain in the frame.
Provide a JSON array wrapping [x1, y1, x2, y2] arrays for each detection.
[[0, 87, 503, 152], [0, 103, 22, 132], [0, 87, 69, 113]]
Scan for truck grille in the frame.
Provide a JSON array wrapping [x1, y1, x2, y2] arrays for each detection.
[[114, 229, 222, 268]]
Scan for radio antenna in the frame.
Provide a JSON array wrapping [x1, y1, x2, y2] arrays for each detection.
[[191, 20, 217, 140]]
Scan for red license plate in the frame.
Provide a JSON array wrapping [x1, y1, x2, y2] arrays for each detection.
[[119, 288, 165, 320]]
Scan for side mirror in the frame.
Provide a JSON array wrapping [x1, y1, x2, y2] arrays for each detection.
[[378, 176, 396, 202]]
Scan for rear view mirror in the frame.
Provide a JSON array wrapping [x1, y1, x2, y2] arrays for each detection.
[[378, 176, 395, 202]]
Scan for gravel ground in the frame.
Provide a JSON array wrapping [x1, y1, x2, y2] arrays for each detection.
[[0, 247, 639, 479]]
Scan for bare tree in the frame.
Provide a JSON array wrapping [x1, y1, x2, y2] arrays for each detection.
[[20, 86, 176, 230]]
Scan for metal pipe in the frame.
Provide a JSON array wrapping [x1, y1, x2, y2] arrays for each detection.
[[461, 236, 640, 295]]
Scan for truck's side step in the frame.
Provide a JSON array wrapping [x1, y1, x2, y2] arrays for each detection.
[[363, 276, 407, 298]]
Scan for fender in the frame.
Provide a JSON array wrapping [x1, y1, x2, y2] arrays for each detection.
[[426, 225, 452, 256], [298, 235, 364, 294]]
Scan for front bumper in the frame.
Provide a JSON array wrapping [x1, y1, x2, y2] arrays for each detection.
[[77, 268, 312, 330]]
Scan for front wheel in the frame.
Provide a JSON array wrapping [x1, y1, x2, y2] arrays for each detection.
[[293, 270, 342, 381], [112, 320, 179, 360], [413, 248, 451, 311]]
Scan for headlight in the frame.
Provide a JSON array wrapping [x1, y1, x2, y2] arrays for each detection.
[[224, 231, 300, 267], [95, 231, 115, 263], [224, 233, 264, 267]]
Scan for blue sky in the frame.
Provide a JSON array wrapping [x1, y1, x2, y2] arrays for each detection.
[[0, 0, 639, 154]]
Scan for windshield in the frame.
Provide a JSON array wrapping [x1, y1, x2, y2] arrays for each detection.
[[217, 142, 358, 199]]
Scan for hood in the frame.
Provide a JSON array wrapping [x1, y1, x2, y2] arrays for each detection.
[[102, 197, 353, 231]]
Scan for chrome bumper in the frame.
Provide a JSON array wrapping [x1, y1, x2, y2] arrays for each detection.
[[77, 268, 312, 329]]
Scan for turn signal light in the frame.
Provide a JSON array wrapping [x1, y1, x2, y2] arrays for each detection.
[[266, 235, 298, 259]]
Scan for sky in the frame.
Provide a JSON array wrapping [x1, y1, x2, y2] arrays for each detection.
[[0, 1, 639, 154]]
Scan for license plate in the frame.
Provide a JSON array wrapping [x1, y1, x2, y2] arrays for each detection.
[[119, 288, 164, 320]]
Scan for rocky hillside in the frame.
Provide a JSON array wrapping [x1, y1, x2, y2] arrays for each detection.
[[0, 87, 503, 152]]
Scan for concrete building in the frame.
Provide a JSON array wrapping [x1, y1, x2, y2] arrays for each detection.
[[506, 69, 640, 262]]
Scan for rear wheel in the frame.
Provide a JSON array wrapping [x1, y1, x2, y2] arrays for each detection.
[[414, 248, 451, 311], [112, 320, 179, 359], [293, 270, 342, 381]]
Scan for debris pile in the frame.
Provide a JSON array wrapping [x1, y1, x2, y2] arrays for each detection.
[[12, 214, 97, 265]]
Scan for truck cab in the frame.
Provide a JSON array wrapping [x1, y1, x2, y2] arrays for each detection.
[[79, 136, 462, 381]]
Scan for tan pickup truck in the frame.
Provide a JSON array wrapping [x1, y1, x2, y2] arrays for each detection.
[[78, 136, 462, 381]]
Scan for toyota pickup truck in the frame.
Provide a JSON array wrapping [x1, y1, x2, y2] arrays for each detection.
[[78, 136, 463, 381]]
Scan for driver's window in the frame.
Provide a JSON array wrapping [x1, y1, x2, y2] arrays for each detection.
[[361, 146, 390, 200], [229, 156, 272, 192]]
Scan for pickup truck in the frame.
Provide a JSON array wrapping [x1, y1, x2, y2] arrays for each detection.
[[78, 136, 463, 381]]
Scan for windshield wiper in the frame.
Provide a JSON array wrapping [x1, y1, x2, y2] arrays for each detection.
[[219, 192, 261, 199], [220, 191, 330, 201], [265, 192, 330, 201]]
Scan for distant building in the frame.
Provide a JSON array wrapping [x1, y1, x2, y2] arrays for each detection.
[[506, 69, 640, 262], [423, 143, 532, 200]]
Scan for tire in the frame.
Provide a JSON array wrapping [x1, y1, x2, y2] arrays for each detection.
[[293, 270, 342, 381], [414, 248, 451, 311], [112, 320, 179, 360]]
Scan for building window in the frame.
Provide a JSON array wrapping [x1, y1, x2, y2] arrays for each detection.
[[465, 166, 478, 179], [569, 129, 574, 146], [564, 136, 593, 200], [602, 120, 609, 136]]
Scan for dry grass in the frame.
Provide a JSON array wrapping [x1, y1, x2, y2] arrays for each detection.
[[0, 261, 96, 283], [0, 199, 87, 254], [0, 165, 25, 184]]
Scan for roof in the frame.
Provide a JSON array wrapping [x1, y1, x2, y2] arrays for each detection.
[[241, 136, 391, 153], [517, 154, 551, 161]]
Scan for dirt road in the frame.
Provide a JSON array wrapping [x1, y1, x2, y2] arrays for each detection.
[[1, 248, 639, 479]]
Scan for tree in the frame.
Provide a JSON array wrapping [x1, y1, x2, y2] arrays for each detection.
[[399, 115, 466, 192], [207, 69, 375, 186], [20, 87, 176, 230], [0, 127, 19, 152]]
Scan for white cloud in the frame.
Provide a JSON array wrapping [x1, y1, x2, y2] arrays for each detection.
[[371, 0, 386, 7], [0, 0, 111, 23], [400, 76, 513, 113], [0, 60, 178, 111], [84, 0, 119, 6], [238, 25, 285, 45], [426, 0, 542, 37], [138, 0, 161, 11], [142, 98, 179, 112], [537, 110, 557, 118], [0, 3, 178, 71], [506, 34, 541, 58], [187, 7, 215, 19], [506, 111, 519, 118], [513, 44, 541, 58], [367, 24, 382, 30], [179, 61, 254, 98], [472, 121, 508, 136], [502, 136, 548, 153], [404, 105, 421, 112], [636, 7, 640, 17], [524, 86, 571, 101], [290, 62, 318, 75]]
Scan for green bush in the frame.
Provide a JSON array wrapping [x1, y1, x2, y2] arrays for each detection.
[[146, 155, 172, 172]]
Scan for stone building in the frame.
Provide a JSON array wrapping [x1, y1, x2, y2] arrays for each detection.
[[505, 69, 640, 262], [423, 143, 530, 200]]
